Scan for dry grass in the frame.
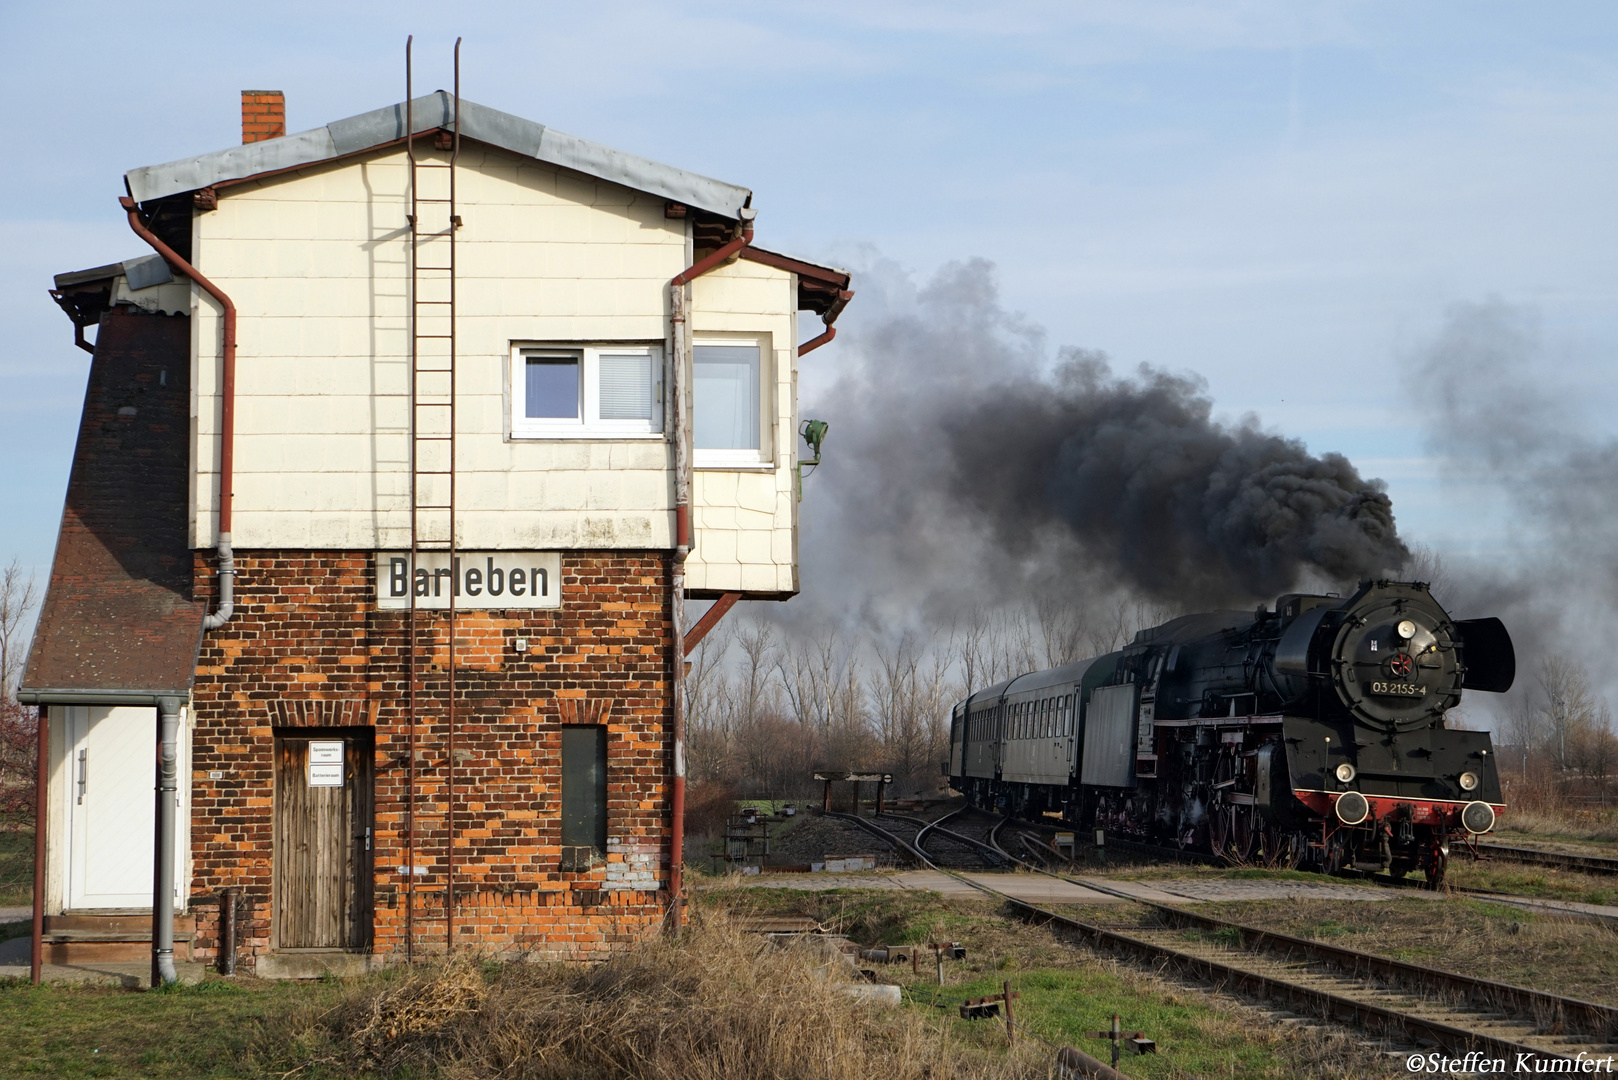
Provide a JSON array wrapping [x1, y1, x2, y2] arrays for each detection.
[[1494, 804, 1618, 849], [257, 905, 1042, 1080]]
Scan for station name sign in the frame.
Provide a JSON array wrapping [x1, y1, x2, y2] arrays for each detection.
[[374, 551, 562, 610]]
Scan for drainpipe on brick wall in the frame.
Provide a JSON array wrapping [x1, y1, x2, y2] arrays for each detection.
[[120, 197, 236, 631], [666, 212, 755, 930], [152, 696, 181, 986]]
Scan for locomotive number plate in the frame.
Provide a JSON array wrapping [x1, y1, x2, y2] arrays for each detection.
[[1370, 681, 1424, 697]]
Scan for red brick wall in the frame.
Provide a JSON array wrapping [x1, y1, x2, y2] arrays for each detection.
[[186, 550, 673, 968]]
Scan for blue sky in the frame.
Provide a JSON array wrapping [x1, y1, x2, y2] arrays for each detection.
[[5, 1, 1618, 590]]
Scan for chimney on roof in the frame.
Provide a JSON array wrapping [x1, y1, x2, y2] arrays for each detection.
[[241, 91, 286, 144]]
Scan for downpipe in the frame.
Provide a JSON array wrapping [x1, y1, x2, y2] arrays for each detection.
[[666, 213, 754, 930], [153, 697, 180, 986], [120, 197, 236, 631], [121, 197, 236, 984]]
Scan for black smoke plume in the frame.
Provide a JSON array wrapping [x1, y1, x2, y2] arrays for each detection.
[[790, 257, 1407, 628], [947, 355, 1406, 606]]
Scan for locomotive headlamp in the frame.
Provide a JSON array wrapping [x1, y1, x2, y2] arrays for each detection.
[[1458, 771, 1479, 792], [1335, 763, 1357, 784], [1396, 619, 1417, 640], [1462, 800, 1496, 835], [1334, 790, 1370, 826]]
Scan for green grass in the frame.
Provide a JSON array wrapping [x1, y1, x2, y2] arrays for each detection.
[[1447, 861, 1618, 906], [0, 976, 348, 1079], [0, 828, 33, 909], [905, 965, 1298, 1079]]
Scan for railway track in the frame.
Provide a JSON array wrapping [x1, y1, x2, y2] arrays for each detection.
[[1470, 843, 1618, 877], [984, 812, 1618, 924], [869, 809, 1008, 870], [829, 808, 1618, 1070]]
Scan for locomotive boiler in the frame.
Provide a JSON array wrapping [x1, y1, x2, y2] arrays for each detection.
[[947, 580, 1515, 884]]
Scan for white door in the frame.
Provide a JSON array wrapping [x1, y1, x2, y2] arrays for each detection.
[[64, 706, 186, 910]]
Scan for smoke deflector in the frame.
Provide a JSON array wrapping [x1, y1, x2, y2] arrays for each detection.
[[1455, 618, 1516, 693]]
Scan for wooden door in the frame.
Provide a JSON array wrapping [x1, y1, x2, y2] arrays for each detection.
[[274, 733, 373, 949]]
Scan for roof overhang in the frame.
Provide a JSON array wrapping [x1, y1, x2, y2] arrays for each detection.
[[739, 246, 853, 323], [125, 92, 753, 220]]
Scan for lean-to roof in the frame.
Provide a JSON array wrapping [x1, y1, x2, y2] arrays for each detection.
[[21, 310, 204, 702]]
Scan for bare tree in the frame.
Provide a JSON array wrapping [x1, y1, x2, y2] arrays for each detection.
[[1398, 543, 1454, 605], [1502, 701, 1544, 780], [1035, 597, 1089, 668], [733, 621, 775, 731], [0, 561, 39, 828], [683, 624, 733, 784], [1537, 656, 1598, 772], [0, 560, 38, 697]]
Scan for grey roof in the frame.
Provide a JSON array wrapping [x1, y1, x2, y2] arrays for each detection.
[[125, 92, 753, 219], [54, 255, 173, 292]]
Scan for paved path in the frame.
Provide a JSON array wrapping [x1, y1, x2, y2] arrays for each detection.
[[1457, 890, 1618, 923], [1107, 878, 1407, 903], [731, 870, 1438, 907], [0, 931, 210, 986]]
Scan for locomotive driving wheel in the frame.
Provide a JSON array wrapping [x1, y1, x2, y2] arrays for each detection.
[[1425, 839, 1449, 888], [1322, 829, 1349, 875], [1230, 806, 1256, 863], [1208, 805, 1230, 856]]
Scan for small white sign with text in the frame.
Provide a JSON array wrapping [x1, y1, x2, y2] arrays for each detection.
[[375, 552, 562, 610], [307, 741, 345, 787]]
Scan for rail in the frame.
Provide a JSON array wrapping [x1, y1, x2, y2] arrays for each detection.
[[828, 808, 1614, 1067]]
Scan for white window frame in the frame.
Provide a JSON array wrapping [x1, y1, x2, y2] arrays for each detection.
[[692, 333, 772, 469], [509, 342, 664, 439]]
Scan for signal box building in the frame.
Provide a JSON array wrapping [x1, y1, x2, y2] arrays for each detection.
[[22, 89, 851, 977]]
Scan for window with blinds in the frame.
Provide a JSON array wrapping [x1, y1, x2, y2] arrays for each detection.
[[511, 344, 663, 438]]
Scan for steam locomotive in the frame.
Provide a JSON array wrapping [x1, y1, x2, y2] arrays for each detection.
[[947, 580, 1515, 884]]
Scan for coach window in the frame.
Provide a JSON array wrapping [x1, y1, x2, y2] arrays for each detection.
[[694, 337, 770, 467], [561, 726, 608, 869]]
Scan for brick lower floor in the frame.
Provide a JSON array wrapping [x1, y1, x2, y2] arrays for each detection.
[[43, 548, 678, 970]]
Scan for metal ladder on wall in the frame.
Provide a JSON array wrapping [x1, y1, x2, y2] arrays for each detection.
[[404, 36, 461, 960]]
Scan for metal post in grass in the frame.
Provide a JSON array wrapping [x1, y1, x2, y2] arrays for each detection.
[[1002, 980, 1016, 1046], [1087, 1014, 1156, 1070]]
